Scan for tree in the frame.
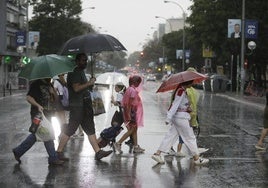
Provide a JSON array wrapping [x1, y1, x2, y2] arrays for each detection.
[[187, 0, 268, 86], [29, 0, 91, 55]]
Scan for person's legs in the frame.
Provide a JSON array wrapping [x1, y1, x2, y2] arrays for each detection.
[[174, 119, 208, 164], [57, 107, 81, 160], [82, 106, 112, 160], [13, 134, 36, 163], [174, 119, 199, 156], [44, 140, 61, 163], [157, 125, 179, 154], [256, 128, 268, 149]]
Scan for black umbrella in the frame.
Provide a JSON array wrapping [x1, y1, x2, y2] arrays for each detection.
[[58, 33, 127, 55]]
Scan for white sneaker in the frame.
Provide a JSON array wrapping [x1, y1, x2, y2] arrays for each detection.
[[133, 145, 145, 153], [167, 148, 177, 156], [152, 154, 165, 164], [255, 145, 266, 150], [113, 142, 122, 154], [198, 148, 209, 154], [194, 157, 209, 165], [175, 152, 186, 157], [167, 148, 185, 157]]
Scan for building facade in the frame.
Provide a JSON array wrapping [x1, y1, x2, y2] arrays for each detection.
[[0, 0, 27, 95]]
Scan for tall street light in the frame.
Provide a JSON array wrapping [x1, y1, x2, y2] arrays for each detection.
[[240, 0, 245, 95], [155, 16, 173, 32], [164, 0, 186, 71]]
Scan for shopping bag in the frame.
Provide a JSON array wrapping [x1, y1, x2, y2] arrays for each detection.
[[91, 90, 106, 116], [35, 112, 55, 142]]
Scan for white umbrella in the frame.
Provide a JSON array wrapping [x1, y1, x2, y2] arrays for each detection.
[[95, 72, 129, 87]]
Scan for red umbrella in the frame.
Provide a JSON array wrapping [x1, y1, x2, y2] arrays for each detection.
[[156, 71, 208, 93]]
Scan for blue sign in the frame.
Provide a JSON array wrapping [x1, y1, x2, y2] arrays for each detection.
[[185, 50, 191, 59], [245, 20, 258, 39], [16, 31, 26, 46]]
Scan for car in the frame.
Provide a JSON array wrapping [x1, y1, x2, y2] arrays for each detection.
[[146, 74, 156, 81]]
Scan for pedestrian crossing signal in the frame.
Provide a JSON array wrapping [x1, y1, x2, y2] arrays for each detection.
[[4, 56, 11, 64], [22, 56, 31, 64]]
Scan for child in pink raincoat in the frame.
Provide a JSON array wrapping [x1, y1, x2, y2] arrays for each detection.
[[113, 75, 145, 153]]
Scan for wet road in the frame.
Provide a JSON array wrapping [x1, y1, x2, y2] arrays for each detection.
[[0, 81, 268, 188]]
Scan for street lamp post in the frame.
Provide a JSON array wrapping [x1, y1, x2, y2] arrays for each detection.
[[155, 16, 173, 32], [164, 0, 186, 71], [240, 0, 245, 95]]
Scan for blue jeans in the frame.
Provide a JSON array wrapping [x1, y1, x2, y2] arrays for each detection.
[[13, 133, 58, 163]]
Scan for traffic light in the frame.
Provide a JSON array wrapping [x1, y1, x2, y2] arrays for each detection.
[[22, 56, 31, 64], [140, 51, 144, 57], [67, 54, 75, 60], [4, 56, 11, 64]]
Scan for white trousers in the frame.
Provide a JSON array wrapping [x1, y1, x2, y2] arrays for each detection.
[[158, 118, 199, 156]]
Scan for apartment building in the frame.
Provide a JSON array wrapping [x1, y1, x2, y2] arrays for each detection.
[[0, 0, 27, 94]]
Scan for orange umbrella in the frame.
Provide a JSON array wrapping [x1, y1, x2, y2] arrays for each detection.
[[156, 71, 208, 93]]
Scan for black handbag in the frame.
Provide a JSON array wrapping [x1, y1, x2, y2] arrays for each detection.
[[111, 107, 124, 126]]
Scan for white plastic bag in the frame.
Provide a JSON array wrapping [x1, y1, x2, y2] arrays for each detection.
[[35, 112, 55, 142]]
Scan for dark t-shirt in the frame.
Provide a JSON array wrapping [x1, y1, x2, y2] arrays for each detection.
[[27, 80, 55, 118], [67, 67, 91, 107]]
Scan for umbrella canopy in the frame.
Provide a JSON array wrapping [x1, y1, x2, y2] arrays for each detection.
[[156, 70, 207, 93], [95, 72, 129, 87], [18, 54, 76, 81], [58, 33, 127, 55]]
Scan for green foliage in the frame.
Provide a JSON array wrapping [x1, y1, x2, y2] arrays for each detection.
[[29, 0, 90, 55]]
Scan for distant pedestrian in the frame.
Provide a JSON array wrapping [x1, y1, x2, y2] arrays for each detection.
[[56, 53, 112, 161], [12, 79, 64, 165], [113, 75, 145, 153], [152, 80, 209, 165], [255, 91, 268, 150]]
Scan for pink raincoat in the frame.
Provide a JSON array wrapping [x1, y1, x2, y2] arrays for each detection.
[[122, 85, 144, 127]]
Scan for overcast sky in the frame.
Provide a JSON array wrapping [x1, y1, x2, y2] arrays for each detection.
[[81, 0, 193, 55]]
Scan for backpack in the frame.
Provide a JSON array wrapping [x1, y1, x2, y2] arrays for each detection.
[[56, 79, 69, 108]]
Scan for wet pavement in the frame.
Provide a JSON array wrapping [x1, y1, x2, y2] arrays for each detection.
[[0, 82, 268, 188]]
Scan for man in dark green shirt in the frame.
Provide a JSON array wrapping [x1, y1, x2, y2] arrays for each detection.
[[57, 53, 112, 160]]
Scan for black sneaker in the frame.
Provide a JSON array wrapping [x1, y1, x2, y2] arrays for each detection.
[[95, 150, 113, 160], [125, 139, 133, 146], [12, 149, 21, 164], [57, 152, 69, 161], [49, 159, 64, 166]]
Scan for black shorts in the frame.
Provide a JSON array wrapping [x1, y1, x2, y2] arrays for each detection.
[[65, 106, 95, 136]]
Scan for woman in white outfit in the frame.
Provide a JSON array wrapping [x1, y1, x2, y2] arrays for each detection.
[[152, 80, 209, 165]]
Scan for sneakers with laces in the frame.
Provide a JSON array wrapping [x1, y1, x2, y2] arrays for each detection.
[[95, 150, 113, 160], [194, 157, 209, 165], [152, 154, 165, 164], [113, 142, 122, 154], [133, 145, 145, 153], [167, 148, 185, 157], [255, 144, 266, 150]]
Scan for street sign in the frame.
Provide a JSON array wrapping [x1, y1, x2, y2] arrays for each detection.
[[16, 31, 26, 46], [245, 20, 258, 39]]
